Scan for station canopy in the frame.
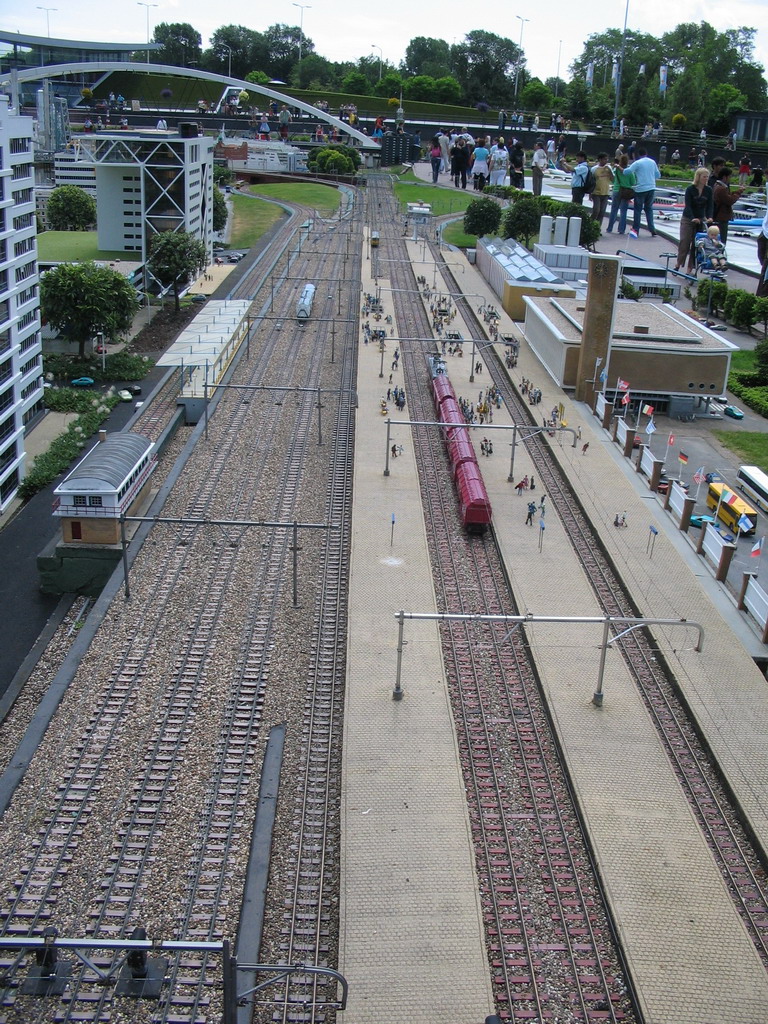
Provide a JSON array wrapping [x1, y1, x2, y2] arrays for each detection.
[[157, 301, 252, 367]]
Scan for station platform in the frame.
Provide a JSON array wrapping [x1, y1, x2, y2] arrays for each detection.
[[340, 221, 768, 1023]]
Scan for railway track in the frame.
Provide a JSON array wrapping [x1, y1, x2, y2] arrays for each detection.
[[363, 173, 636, 1021], [0, 194, 362, 1023], [433, 248, 768, 971]]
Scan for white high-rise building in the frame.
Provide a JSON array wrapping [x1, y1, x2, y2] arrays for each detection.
[[63, 130, 214, 263], [0, 95, 43, 512]]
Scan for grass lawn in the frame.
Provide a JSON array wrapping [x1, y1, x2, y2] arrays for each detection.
[[442, 220, 477, 247], [392, 182, 475, 219], [229, 193, 286, 248], [731, 349, 757, 372], [37, 232, 131, 263], [712, 431, 768, 473], [245, 182, 341, 217]]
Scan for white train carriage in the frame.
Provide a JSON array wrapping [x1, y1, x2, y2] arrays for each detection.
[[297, 283, 316, 320]]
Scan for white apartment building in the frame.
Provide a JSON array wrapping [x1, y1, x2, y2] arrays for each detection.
[[0, 95, 43, 512], [62, 130, 215, 263]]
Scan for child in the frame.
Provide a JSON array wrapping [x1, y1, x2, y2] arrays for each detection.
[[697, 225, 728, 271]]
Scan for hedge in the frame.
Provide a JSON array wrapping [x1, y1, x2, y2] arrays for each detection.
[[18, 392, 120, 500]]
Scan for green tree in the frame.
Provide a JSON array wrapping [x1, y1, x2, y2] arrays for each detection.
[[519, 78, 554, 113], [291, 53, 334, 90], [502, 198, 540, 248], [463, 196, 502, 238], [263, 23, 312, 82], [667, 64, 707, 129], [373, 72, 403, 98], [212, 187, 228, 233], [433, 77, 462, 104], [202, 25, 268, 78], [41, 262, 139, 359], [401, 37, 451, 79], [152, 22, 202, 67], [451, 30, 521, 106], [704, 83, 748, 135], [341, 70, 371, 95], [403, 76, 437, 102], [148, 231, 208, 313], [245, 70, 270, 85], [46, 185, 96, 231]]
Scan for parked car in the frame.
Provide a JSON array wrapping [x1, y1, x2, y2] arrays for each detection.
[[190, 293, 207, 303], [689, 514, 717, 529], [70, 376, 95, 387], [117, 389, 133, 402], [124, 384, 142, 395], [723, 405, 745, 420], [228, 252, 244, 263]]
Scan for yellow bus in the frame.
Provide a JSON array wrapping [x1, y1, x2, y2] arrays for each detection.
[[705, 483, 758, 535]]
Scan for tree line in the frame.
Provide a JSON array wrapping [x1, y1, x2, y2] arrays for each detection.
[[143, 21, 765, 129]]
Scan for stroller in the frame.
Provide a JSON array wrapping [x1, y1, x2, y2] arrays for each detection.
[[693, 230, 728, 277]]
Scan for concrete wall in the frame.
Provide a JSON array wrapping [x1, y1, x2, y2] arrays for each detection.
[[501, 281, 576, 321]]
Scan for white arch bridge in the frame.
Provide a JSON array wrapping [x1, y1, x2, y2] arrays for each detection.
[[1, 61, 379, 149]]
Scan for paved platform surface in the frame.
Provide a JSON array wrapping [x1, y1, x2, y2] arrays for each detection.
[[339, 227, 494, 1023], [340, 194, 768, 1022]]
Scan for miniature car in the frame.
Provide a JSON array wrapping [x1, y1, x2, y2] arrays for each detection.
[[723, 405, 745, 419], [70, 376, 95, 387], [95, 344, 108, 353], [125, 384, 142, 395], [191, 293, 207, 303], [117, 389, 133, 402], [228, 252, 243, 263], [689, 514, 717, 529]]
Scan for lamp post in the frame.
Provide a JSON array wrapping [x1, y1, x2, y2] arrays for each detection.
[[292, 3, 311, 65], [555, 39, 562, 97], [36, 6, 56, 37], [137, 2, 158, 63], [514, 16, 529, 101], [221, 43, 233, 79], [613, 0, 630, 123], [372, 43, 383, 81]]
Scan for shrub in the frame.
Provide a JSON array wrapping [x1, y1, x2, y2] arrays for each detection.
[[695, 278, 728, 316], [463, 196, 502, 238], [671, 113, 686, 130], [723, 287, 750, 324], [43, 351, 151, 383], [731, 291, 758, 332], [754, 297, 768, 337], [18, 396, 119, 499], [620, 279, 642, 301]]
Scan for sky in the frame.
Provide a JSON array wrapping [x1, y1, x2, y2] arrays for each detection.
[[3, 0, 767, 91]]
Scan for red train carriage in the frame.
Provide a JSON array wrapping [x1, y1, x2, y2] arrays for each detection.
[[428, 355, 492, 534]]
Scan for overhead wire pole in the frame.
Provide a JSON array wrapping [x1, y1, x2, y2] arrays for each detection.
[[392, 611, 704, 702], [118, 514, 335, 604]]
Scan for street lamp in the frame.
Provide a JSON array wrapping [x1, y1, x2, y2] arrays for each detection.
[[36, 6, 56, 37], [555, 39, 562, 97], [372, 43, 383, 81], [137, 2, 158, 64], [514, 16, 529, 101], [221, 43, 233, 79], [292, 3, 311, 65], [613, 0, 630, 123]]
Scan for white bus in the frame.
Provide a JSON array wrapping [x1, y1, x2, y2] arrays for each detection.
[[737, 465, 768, 513]]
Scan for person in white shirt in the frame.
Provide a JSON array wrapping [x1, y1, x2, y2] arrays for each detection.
[[488, 138, 509, 186], [531, 141, 548, 196]]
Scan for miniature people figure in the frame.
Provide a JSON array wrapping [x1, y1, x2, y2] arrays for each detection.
[[526, 501, 536, 526]]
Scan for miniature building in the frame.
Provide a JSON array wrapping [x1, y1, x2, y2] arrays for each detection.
[[53, 431, 155, 544], [475, 236, 577, 320], [0, 95, 43, 512], [522, 294, 736, 411]]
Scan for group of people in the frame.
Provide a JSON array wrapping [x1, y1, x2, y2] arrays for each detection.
[[428, 130, 519, 190], [672, 156, 749, 272]]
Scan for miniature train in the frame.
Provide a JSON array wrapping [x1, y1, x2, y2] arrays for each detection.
[[296, 283, 316, 320], [429, 355, 492, 534]]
